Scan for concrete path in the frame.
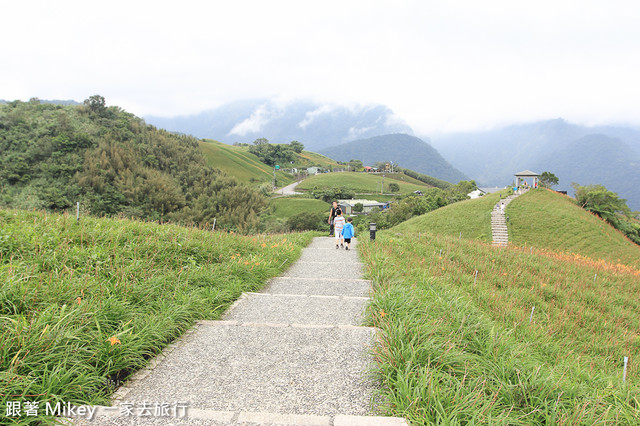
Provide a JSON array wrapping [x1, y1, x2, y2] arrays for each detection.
[[274, 180, 303, 196], [491, 193, 520, 247], [69, 237, 408, 425]]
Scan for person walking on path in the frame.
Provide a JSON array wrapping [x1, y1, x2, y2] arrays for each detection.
[[342, 217, 355, 250], [333, 209, 346, 249], [328, 201, 338, 236]]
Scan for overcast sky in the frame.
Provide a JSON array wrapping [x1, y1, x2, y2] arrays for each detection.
[[3, 0, 640, 134]]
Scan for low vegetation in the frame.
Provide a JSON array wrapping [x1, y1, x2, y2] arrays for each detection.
[[359, 187, 640, 424], [361, 232, 640, 424], [0, 208, 314, 423]]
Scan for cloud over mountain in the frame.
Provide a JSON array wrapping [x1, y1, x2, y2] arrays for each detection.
[[145, 98, 413, 151]]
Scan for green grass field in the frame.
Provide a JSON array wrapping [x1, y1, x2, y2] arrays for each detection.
[[268, 197, 330, 219], [199, 139, 295, 187], [296, 172, 431, 195], [0, 208, 313, 422]]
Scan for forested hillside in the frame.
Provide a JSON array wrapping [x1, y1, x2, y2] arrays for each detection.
[[0, 98, 265, 231]]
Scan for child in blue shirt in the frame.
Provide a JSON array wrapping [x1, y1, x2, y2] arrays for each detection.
[[341, 217, 355, 250]]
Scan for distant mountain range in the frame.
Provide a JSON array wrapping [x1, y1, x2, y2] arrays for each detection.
[[145, 99, 413, 151], [319, 133, 468, 184], [5, 97, 639, 209], [429, 119, 640, 210]]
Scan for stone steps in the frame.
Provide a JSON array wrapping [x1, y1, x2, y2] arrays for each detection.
[[68, 237, 408, 426], [490, 193, 521, 247]]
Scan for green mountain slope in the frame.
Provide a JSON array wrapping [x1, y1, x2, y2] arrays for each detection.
[[199, 139, 294, 187], [199, 139, 341, 187], [318, 133, 468, 183], [0, 100, 265, 230]]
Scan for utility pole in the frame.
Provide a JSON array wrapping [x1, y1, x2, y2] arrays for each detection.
[[381, 174, 385, 194], [273, 165, 280, 191]]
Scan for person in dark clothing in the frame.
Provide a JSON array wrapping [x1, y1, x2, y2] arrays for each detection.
[[328, 201, 338, 236]]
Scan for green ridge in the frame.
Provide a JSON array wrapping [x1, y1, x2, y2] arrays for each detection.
[[296, 172, 432, 195]]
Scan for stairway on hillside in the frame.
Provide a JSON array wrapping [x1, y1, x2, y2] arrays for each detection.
[[491, 193, 520, 247], [70, 238, 408, 426]]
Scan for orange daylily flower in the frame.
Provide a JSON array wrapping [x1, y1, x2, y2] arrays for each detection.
[[107, 336, 121, 345]]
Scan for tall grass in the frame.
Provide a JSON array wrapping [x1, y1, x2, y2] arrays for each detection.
[[0, 208, 313, 424], [361, 232, 640, 424]]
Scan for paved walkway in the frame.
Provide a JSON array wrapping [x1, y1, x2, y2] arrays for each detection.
[[491, 192, 520, 247], [70, 237, 407, 425], [274, 180, 303, 196]]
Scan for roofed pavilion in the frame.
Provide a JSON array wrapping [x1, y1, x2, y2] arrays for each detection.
[[515, 170, 539, 188]]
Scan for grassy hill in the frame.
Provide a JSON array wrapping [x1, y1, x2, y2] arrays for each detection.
[[198, 139, 343, 188], [359, 189, 640, 423], [0, 208, 314, 418], [392, 188, 640, 268], [508, 189, 640, 268], [293, 150, 341, 169], [199, 139, 295, 187], [392, 189, 512, 240], [296, 171, 432, 195]]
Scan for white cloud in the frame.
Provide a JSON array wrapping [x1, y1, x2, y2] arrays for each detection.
[[2, 0, 640, 133], [298, 105, 337, 129], [227, 104, 272, 137]]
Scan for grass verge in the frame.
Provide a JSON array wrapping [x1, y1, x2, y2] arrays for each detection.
[[360, 232, 640, 425], [0, 208, 313, 424]]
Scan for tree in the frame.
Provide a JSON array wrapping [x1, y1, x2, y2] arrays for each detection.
[[348, 159, 363, 171], [388, 183, 400, 193], [83, 95, 106, 115], [289, 140, 304, 153], [572, 183, 631, 223], [445, 180, 477, 203], [539, 171, 559, 188], [353, 202, 364, 213]]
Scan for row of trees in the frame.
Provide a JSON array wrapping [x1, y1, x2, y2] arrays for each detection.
[[0, 98, 266, 231]]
